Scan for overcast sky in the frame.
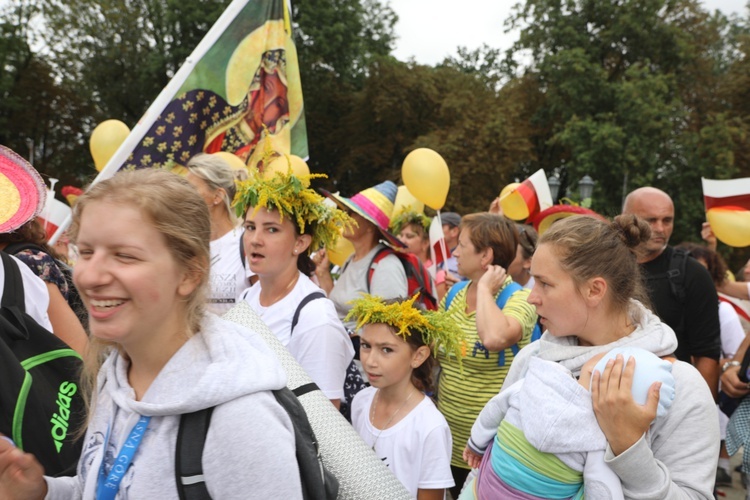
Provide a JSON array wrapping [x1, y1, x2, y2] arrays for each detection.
[[391, 0, 747, 65]]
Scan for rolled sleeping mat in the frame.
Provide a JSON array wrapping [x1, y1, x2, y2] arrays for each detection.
[[223, 302, 412, 500]]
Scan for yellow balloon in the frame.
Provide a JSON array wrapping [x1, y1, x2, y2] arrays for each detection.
[[401, 148, 450, 210], [213, 151, 249, 172], [327, 236, 355, 267], [499, 182, 530, 220], [90, 120, 130, 172], [263, 154, 311, 187], [707, 208, 750, 247], [393, 185, 424, 219]]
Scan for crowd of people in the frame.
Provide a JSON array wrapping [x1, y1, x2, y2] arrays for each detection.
[[1, 144, 747, 499]]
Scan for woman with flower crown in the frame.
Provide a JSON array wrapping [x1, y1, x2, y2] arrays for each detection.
[[235, 166, 355, 409]]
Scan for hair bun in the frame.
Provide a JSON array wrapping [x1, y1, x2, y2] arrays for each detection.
[[612, 214, 651, 249]]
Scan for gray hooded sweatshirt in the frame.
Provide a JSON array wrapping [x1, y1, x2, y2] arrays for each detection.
[[503, 300, 719, 500], [44, 313, 302, 499]]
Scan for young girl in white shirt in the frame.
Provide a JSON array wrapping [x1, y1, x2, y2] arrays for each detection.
[[348, 294, 464, 499]]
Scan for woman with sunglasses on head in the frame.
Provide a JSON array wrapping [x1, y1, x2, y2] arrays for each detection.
[[438, 212, 539, 498], [235, 169, 355, 410]]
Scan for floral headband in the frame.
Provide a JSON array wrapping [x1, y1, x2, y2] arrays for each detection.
[[345, 294, 465, 366], [233, 166, 353, 254], [390, 210, 431, 236]]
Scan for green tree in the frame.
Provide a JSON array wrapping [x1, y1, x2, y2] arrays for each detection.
[[316, 57, 534, 214], [0, 0, 95, 186], [503, 0, 749, 244]]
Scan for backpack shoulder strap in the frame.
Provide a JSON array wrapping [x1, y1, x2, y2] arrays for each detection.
[[3, 242, 45, 256], [496, 281, 523, 309], [366, 246, 392, 293], [291, 292, 326, 336], [272, 386, 338, 499], [238, 233, 246, 268], [445, 280, 469, 311], [495, 281, 525, 366], [668, 248, 689, 303], [176, 407, 215, 500], [1, 251, 24, 311]]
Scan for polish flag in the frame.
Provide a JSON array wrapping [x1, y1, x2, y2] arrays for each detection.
[[38, 197, 72, 241], [429, 215, 449, 279], [702, 177, 750, 248], [499, 169, 553, 221]]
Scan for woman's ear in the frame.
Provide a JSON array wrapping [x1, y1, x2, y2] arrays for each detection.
[[177, 258, 206, 297], [481, 247, 494, 268], [212, 188, 226, 207], [295, 234, 312, 255], [411, 345, 431, 369], [585, 276, 608, 306]]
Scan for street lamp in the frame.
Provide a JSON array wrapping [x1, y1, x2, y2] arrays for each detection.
[[548, 174, 560, 202], [578, 175, 595, 207]]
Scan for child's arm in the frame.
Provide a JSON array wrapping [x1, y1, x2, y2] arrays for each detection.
[[417, 489, 445, 500]]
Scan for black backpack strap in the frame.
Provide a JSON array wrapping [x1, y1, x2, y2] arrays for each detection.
[[291, 292, 326, 336], [238, 232, 246, 268], [176, 407, 214, 500], [1, 251, 25, 311], [3, 242, 45, 256], [667, 248, 688, 304], [273, 387, 338, 500]]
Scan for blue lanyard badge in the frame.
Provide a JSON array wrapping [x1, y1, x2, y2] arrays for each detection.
[[96, 415, 151, 500]]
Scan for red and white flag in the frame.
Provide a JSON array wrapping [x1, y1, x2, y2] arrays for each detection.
[[38, 197, 72, 242], [499, 169, 553, 221], [702, 177, 750, 248], [428, 216, 449, 279]]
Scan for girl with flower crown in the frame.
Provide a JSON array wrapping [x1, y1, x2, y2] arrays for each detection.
[[234, 166, 355, 409], [346, 294, 463, 499]]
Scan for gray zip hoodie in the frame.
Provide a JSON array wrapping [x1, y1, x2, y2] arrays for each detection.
[[44, 313, 302, 499], [503, 300, 719, 499]]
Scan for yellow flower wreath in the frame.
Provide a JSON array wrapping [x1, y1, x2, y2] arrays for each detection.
[[346, 294, 465, 367], [233, 165, 353, 254]]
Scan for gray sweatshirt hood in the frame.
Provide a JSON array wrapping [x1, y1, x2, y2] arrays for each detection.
[[534, 300, 678, 377], [99, 313, 287, 416]]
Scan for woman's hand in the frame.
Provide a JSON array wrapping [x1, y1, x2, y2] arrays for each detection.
[[700, 222, 717, 252], [591, 355, 661, 456], [0, 437, 46, 500], [477, 265, 507, 297], [462, 446, 483, 469], [720, 364, 750, 398], [488, 198, 503, 215], [312, 249, 334, 293]]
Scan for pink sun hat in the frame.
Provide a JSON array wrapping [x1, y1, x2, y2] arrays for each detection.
[[0, 145, 47, 234], [320, 180, 406, 249]]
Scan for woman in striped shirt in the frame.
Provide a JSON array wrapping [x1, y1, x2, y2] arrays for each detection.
[[436, 212, 538, 498]]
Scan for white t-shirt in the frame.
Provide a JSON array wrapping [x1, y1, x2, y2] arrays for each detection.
[[719, 301, 745, 359], [240, 273, 354, 399], [208, 227, 249, 315], [329, 244, 408, 331], [351, 387, 454, 497], [0, 254, 53, 331]]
